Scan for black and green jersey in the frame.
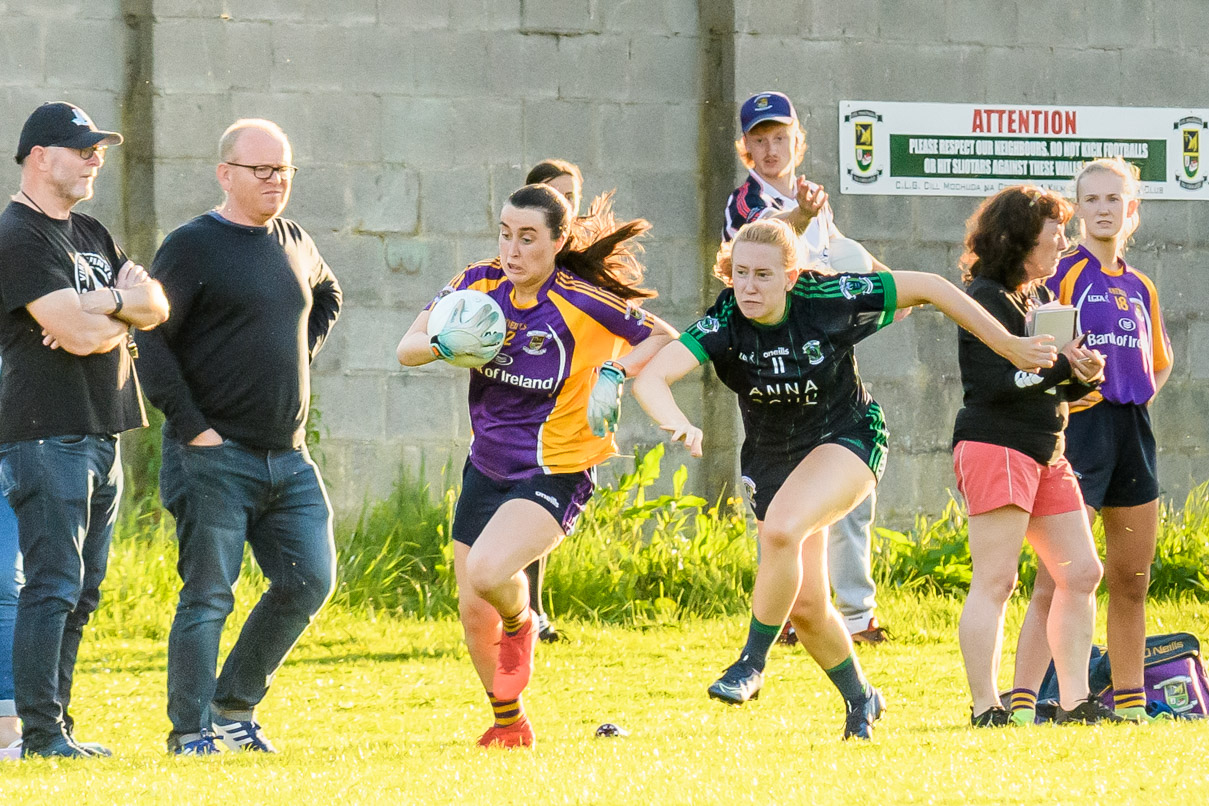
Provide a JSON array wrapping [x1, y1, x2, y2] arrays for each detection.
[[680, 271, 897, 462]]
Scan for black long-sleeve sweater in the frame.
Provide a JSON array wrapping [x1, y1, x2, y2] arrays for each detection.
[[134, 213, 341, 450], [952, 275, 1096, 465]]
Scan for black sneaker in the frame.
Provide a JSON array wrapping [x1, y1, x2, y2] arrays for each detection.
[[1055, 697, 1127, 725], [21, 735, 93, 759], [971, 705, 1011, 727], [536, 613, 562, 643], [707, 659, 763, 705], [775, 623, 798, 646], [843, 687, 886, 740]]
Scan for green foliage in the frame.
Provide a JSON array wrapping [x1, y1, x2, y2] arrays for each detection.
[[95, 444, 1209, 641], [545, 443, 755, 623], [331, 461, 458, 618]]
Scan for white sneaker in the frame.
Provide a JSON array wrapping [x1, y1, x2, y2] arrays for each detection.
[[0, 739, 21, 761], [212, 717, 277, 752]]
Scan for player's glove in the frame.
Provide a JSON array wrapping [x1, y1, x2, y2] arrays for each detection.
[[587, 360, 626, 437], [430, 299, 504, 362]]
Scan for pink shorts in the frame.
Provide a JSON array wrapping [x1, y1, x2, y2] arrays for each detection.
[[953, 441, 1085, 517]]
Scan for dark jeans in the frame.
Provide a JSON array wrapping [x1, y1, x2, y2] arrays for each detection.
[[0, 435, 120, 750], [160, 434, 335, 738]]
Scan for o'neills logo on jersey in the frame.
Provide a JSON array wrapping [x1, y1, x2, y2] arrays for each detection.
[[844, 109, 883, 184], [479, 366, 556, 390], [1176, 116, 1207, 189]]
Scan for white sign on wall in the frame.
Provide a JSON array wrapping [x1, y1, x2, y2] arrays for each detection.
[[839, 100, 1209, 199]]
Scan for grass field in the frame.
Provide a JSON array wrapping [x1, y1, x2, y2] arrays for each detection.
[[2, 592, 1207, 805]]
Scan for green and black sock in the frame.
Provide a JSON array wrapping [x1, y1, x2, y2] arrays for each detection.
[[825, 654, 871, 706], [739, 615, 783, 672]]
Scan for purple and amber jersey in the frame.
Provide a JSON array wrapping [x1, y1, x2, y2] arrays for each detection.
[[428, 258, 654, 481], [1046, 245, 1172, 410]]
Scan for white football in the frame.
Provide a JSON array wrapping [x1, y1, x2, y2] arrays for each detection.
[[426, 289, 506, 368], [827, 237, 875, 273]]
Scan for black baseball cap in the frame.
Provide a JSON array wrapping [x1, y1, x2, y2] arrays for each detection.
[[15, 102, 123, 164]]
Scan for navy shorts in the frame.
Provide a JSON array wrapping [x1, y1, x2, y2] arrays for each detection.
[[741, 402, 888, 521], [1064, 402, 1159, 510], [450, 459, 596, 547]]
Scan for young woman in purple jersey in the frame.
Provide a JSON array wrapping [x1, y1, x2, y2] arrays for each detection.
[[520, 158, 587, 644], [633, 218, 1057, 739], [396, 184, 674, 748], [1008, 159, 1174, 723], [950, 186, 1121, 726]]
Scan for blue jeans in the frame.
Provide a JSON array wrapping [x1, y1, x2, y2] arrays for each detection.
[[0, 490, 21, 717], [0, 435, 121, 749], [160, 434, 335, 738]]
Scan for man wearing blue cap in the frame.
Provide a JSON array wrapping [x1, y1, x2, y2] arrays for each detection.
[[0, 101, 169, 758], [721, 92, 889, 647]]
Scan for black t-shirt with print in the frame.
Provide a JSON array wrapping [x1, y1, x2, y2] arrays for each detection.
[[679, 271, 897, 465], [0, 202, 145, 442]]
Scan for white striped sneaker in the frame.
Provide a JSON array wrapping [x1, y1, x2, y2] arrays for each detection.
[[212, 717, 277, 752]]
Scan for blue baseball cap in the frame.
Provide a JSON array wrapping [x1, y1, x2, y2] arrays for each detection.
[[740, 92, 797, 133]]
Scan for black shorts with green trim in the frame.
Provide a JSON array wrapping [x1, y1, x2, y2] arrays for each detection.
[[740, 402, 888, 521]]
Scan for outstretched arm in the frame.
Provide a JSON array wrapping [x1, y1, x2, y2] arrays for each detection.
[[892, 271, 1056, 371], [632, 340, 705, 457]]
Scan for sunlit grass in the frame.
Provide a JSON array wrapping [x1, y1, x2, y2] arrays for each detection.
[[1, 594, 1206, 804]]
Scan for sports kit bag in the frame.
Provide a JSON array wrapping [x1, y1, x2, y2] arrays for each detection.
[[1035, 632, 1209, 717]]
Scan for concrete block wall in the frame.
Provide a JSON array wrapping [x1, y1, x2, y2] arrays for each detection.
[[3, 0, 1205, 522], [734, 0, 1209, 520], [144, 1, 707, 511], [0, 0, 127, 245]]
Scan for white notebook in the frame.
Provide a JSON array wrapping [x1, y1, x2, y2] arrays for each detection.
[[1028, 302, 1078, 343]]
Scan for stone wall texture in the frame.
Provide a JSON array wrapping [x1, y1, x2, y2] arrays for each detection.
[[3, 0, 1206, 524]]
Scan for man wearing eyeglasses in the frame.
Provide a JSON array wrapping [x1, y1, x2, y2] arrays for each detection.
[[134, 118, 341, 756], [0, 102, 169, 758]]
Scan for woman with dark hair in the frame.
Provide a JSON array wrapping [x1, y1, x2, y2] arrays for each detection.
[[396, 184, 673, 748], [521, 158, 588, 643], [952, 185, 1121, 726], [633, 218, 1055, 740], [525, 159, 584, 217], [1009, 159, 1173, 723]]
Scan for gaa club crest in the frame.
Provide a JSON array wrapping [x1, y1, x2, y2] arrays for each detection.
[[1175, 115, 1207, 190], [844, 108, 883, 185], [839, 275, 875, 300], [802, 340, 825, 365], [522, 330, 549, 356]]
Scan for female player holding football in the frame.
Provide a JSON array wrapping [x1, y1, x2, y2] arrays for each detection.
[[396, 184, 673, 748], [950, 185, 1120, 726], [632, 218, 1055, 739], [1008, 159, 1173, 723]]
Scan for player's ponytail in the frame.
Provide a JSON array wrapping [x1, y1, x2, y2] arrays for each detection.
[[506, 185, 656, 301]]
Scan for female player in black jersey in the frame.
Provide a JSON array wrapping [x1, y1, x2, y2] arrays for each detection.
[[950, 186, 1117, 726], [633, 218, 1055, 739]]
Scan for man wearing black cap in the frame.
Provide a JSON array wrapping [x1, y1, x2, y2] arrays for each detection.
[[0, 101, 169, 758], [721, 91, 889, 647]]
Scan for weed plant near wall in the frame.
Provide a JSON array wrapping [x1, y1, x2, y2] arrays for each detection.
[[93, 449, 1209, 638]]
